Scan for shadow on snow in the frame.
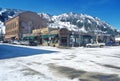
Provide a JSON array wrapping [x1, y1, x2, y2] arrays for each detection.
[[0, 44, 57, 59]]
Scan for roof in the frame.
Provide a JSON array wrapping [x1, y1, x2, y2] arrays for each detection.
[[5, 11, 38, 23]]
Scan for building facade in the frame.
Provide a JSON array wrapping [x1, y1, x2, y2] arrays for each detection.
[[5, 11, 47, 40], [5, 16, 19, 40], [23, 27, 70, 47]]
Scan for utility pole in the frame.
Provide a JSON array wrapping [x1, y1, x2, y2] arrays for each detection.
[[47, 23, 51, 46], [0, 27, 2, 41], [0, 27, 1, 41], [78, 28, 81, 47], [71, 31, 74, 47], [28, 21, 33, 43]]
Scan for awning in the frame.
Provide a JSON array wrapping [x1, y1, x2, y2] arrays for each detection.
[[41, 35, 49, 38], [50, 34, 58, 38], [41, 34, 58, 38], [23, 36, 36, 40], [29, 36, 36, 39]]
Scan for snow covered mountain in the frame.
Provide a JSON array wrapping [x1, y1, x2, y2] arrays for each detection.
[[39, 12, 120, 35], [0, 8, 119, 35]]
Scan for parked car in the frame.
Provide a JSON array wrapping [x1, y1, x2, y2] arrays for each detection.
[[86, 42, 105, 48], [20, 40, 30, 45], [29, 41, 37, 46], [112, 42, 120, 46], [12, 40, 21, 45], [0, 41, 3, 43], [20, 40, 37, 46], [3, 40, 9, 43], [106, 42, 119, 46]]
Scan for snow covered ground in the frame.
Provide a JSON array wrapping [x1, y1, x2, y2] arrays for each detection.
[[0, 43, 120, 81]]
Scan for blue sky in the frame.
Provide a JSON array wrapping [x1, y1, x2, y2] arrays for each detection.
[[0, 0, 120, 29]]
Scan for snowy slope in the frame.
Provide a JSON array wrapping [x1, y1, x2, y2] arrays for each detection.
[[39, 12, 120, 35]]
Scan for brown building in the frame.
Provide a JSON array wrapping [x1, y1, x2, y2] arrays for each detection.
[[23, 27, 94, 47], [40, 27, 70, 47], [5, 11, 47, 40], [24, 27, 70, 47]]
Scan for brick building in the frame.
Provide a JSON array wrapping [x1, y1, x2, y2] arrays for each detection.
[[5, 11, 47, 40]]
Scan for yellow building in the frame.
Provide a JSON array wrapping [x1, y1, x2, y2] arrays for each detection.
[[28, 27, 70, 47]]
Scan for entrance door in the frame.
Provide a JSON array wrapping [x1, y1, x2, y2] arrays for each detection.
[[61, 37, 67, 46]]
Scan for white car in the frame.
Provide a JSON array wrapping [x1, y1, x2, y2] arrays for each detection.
[[20, 41, 30, 45], [12, 40, 21, 45], [86, 42, 105, 48]]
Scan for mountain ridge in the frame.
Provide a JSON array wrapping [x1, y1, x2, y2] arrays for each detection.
[[0, 8, 119, 35], [39, 12, 120, 35]]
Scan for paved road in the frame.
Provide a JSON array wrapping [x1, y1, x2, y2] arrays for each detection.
[[0, 44, 56, 59]]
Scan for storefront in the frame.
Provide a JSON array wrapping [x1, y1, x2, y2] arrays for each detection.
[[59, 28, 70, 47], [39, 28, 70, 47]]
